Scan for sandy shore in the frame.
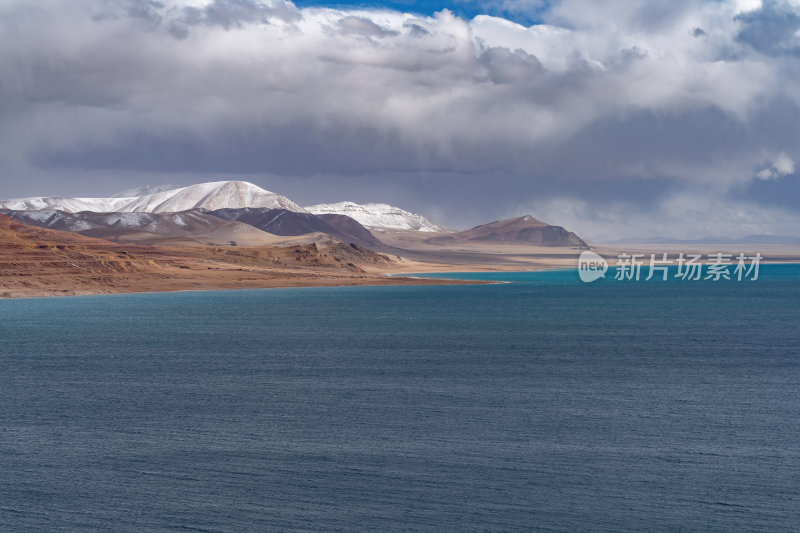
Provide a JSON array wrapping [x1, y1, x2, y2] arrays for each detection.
[[0, 242, 484, 299], [2, 215, 798, 299], [5, 242, 798, 299]]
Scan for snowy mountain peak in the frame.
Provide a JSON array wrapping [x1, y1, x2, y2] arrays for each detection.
[[0, 181, 306, 214], [120, 181, 306, 214], [305, 201, 446, 232]]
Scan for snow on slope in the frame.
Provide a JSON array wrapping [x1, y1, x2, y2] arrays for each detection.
[[3, 209, 273, 240], [119, 181, 305, 213], [0, 196, 132, 213], [305, 201, 446, 232], [0, 181, 306, 214]]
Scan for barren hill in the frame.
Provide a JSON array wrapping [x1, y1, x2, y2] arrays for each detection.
[[0, 214, 460, 298], [426, 216, 588, 248]]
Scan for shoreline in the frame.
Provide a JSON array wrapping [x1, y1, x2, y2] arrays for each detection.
[[7, 260, 799, 300], [0, 273, 492, 300]]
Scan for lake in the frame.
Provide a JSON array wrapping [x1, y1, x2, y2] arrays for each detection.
[[1, 265, 799, 531]]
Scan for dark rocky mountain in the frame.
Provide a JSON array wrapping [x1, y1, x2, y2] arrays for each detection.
[[210, 208, 382, 247], [315, 213, 383, 247]]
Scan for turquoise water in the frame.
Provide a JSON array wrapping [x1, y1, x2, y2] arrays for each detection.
[[1, 265, 799, 531]]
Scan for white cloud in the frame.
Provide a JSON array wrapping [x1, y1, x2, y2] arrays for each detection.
[[732, 0, 764, 15], [755, 153, 796, 180], [774, 153, 796, 175]]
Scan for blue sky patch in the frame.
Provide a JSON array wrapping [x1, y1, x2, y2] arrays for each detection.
[[292, 0, 545, 25]]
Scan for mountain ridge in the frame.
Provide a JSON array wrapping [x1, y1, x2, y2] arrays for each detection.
[[0, 208, 287, 247], [0, 181, 590, 247], [1, 207, 383, 248]]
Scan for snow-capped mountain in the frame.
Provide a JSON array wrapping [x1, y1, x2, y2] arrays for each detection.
[[305, 201, 446, 232], [0, 182, 449, 233], [0, 181, 305, 214]]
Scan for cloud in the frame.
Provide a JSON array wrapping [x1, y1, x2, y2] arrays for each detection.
[[774, 152, 796, 175], [1, 0, 800, 239], [735, 0, 800, 56], [337, 15, 399, 37], [756, 153, 796, 179], [521, 190, 800, 242]]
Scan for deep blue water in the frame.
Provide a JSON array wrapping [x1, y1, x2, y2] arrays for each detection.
[[1, 265, 799, 531]]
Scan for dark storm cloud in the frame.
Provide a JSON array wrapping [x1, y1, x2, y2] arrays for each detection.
[[736, 0, 800, 56], [337, 16, 399, 37], [181, 0, 301, 28], [403, 21, 430, 37], [118, 0, 301, 26], [2, 0, 800, 239], [477, 47, 542, 83]]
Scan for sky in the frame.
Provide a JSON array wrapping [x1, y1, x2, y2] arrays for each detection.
[[1, 0, 800, 240]]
